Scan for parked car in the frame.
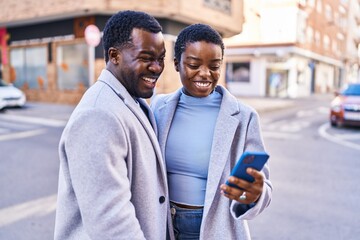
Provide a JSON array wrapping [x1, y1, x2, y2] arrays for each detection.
[[330, 83, 360, 127], [0, 79, 26, 110]]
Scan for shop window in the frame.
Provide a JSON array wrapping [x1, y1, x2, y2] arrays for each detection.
[[10, 46, 47, 89], [226, 62, 250, 83], [266, 69, 288, 98], [57, 43, 89, 91]]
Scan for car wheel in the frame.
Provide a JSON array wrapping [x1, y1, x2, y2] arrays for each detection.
[[330, 120, 337, 127]]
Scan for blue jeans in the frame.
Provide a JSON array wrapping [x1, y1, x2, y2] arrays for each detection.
[[170, 202, 203, 240]]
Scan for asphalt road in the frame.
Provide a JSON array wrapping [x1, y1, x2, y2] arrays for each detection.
[[249, 96, 360, 240], [0, 103, 73, 240], [0, 96, 359, 240]]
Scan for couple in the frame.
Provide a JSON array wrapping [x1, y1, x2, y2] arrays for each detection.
[[54, 10, 272, 240]]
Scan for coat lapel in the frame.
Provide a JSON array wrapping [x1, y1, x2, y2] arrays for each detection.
[[98, 70, 167, 179], [203, 86, 241, 217], [156, 90, 182, 157]]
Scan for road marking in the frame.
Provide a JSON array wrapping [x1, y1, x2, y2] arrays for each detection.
[[0, 128, 11, 134], [0, 129, 46, 141], [296, 110, 314, 117], [0, 114, 67, 127], [280, 121, 311, 132], [262, 131, 301, 140], [317, 106, 329, 114], [334, 133, 360, 140], [264, 120, 310, 133], [318, 123, 360, 151], [0, 194, 57, 227]]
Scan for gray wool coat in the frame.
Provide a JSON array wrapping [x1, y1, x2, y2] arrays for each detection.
[[54, 69, 172, 240], [150, 85, 272, 240]]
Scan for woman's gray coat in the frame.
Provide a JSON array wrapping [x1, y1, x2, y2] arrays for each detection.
[[151, 85, 272, 240], [54, 70, 172, 240]]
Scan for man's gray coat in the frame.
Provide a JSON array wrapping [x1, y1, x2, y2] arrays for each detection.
[[54, 70, 171, 240], [151, 85, 272, 240]]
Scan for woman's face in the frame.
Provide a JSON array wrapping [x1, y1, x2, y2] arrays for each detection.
[[175, 41, 223, 98]]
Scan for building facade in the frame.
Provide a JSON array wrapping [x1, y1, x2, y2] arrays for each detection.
[[0, 0, 244, 104], [224, 0, 360, 98]]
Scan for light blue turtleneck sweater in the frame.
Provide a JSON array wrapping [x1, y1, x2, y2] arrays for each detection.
[[165, 89, 222, 206]]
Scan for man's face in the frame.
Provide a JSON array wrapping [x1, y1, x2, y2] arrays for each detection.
[[175, 41, 222, 98], [109, 28, 166, 98]]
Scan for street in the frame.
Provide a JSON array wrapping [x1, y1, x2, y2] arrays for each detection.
[[0, 95, 359, 240], [0, 103, 73, 240], [249, 95, 360, 240]]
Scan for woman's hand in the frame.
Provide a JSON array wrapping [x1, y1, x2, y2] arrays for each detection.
[[220, 168, 264, 204]]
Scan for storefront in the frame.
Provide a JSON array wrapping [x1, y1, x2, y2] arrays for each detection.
[[225, 45, 343, 98]]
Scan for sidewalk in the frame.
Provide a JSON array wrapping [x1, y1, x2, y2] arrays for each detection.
[[238, 93, 333, 113], [237, 97, 295, 113]]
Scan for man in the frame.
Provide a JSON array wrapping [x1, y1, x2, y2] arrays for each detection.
[[54, 10, 171, 240]]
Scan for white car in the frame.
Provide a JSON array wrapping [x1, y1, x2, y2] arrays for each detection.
[[0, 79, 26, 110]]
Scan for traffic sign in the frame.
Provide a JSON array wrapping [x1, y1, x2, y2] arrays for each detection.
[[84, 25, 101, 47]]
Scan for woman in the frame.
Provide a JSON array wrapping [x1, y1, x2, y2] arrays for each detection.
[[151, 24, 272, 240]]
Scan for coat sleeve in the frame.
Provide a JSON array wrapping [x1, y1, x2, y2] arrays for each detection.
[[63, 108, 146, 239], [230, 110, 273, 220]]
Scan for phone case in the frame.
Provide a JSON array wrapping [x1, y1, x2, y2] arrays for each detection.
[[226, 151, 269, 189]]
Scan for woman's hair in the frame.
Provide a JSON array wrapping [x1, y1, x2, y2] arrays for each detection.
[[174, 23, 224, 61], [102, 10, 162, 63]]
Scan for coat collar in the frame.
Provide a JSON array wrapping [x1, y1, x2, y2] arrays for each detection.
[[203, 86, 241, 214], [97, 70, 166, 183], [97, 69, 158, 135]]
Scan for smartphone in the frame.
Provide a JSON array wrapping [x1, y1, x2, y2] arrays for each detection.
[[226, 151, 269, 189]]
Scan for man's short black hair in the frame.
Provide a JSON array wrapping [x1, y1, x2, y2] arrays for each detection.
[[174, 23, 224, 62], [102, 10, 163, 63]]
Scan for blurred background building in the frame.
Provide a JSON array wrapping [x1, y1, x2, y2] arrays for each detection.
[[224, 0, 360, 98], [0, 0, 244, 104], [1, 0, 359, 104]]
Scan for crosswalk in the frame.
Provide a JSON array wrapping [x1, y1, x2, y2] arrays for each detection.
[[0, 114, 67, 127], [0, 114, 67, 142], [261, 107, 328, 140], [261, 106, 360, 150], [0, 128, 47, 141], [0, 194, 57, 227]]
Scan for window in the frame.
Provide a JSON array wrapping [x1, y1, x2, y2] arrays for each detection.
[[325, 4, 332, 21], [339, 15, 347, 29], [10, 46, 47, 89], [226, 62, 250, 83], [306, 26, 314, 43], [323, 35, 330, 50], [57, 43, 89, 90], [308, 0, 315, 7], [315, 31, 321, 46], [332, 41, 338, 55], [316, 0, 322, 13]]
